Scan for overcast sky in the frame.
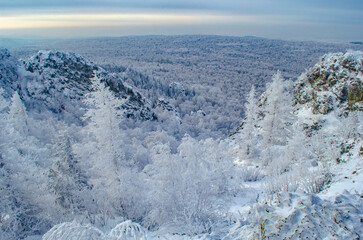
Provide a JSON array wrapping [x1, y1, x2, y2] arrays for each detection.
[[0, 0, 362, 42]]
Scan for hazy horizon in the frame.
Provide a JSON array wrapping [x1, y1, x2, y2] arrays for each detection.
[[0, 0, 362, 42]]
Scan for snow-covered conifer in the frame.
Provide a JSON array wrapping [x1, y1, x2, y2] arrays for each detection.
[[260, 72, 295, 165], [48, 136, 90, 219], [82, 72, 126, 170], [238, 85, 258, 161], [76, 71, 127, 223], [8, 92, 28, 134], [0, 89, 51, 239]]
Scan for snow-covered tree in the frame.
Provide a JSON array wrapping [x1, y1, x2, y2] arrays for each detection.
[[0, 89, 20, 239], [8, 92, 28, 134], [48, 136, 90, 219], [0, 88, 8, 113], [238, 85, 258, 161], [0, 88, 9, 139], [75, 72, 127, 224], [82, 73, 126, 169], [260, 72, 295, 165], [285, 124, 310, 164], [0, 90, 52, 239], [269, 123, 309, 175]]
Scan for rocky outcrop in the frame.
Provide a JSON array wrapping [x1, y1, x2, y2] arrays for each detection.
[[294, 51, 363, 115], [157, 98, 176, 112], [0, 49, 156, 123]]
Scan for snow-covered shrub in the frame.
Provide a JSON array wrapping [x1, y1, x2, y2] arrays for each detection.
[[239, 166, 263, 182], [145, 136, 235, 234], [108, 220, 147, 240], [0, 211, 19, 240], [266, 164, 332, 195], [301, 168, 332, 193], [42, 221, 107, 240], [266, 172, 300, 194]]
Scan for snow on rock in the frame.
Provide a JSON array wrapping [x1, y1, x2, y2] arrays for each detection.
[[294, 51, 363, 115], [157, 98, 177, 113], [108, 220, 148, 240], [0, 49, 156, 124], [42, 221, 108, 240], [21, 50, 156, 122], [226, 192, 362, 240], [0, 48, 18, 98], [19, 51, 96, 123]]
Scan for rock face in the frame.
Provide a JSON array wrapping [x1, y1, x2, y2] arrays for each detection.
[[0, 49, 19, 98], [0, 49, 156, 123], [294, 51, 363, 115]]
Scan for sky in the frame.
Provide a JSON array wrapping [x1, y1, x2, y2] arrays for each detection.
[[0, 0, 362, 42]]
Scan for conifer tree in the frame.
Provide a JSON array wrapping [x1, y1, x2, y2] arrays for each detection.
[[0, 90, 50, 238], [238, 85, 258, 161], [8, 92, 28, 134], [260, 72, 294, 165], [48, 136, 90, 218], [77, 72, 126, 222]]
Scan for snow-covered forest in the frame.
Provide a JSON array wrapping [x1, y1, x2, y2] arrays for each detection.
[[0, 36, 362, 239], [8, 36, 363, 138]]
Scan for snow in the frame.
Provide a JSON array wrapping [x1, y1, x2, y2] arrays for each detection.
[[42, 222, 108, 240], [319, 140, 363, 200], [228, 191, 258, 218], [1, 42, 363, 239], [24, 236, 43, 240], [226, 191, 363, 239], [108, 220, 148, 240], [223, 50, 363, 239]]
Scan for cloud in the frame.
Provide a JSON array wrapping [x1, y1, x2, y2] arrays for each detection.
[[1, 0, 362, 25], [0, 0, 362, 41], [0, 12, 295, 30], [1, 0, 362, 12]]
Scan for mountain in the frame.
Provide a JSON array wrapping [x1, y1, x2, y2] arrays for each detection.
[[0, 49, 156, 124], [14, 35, 362, 137], [1, 45, 362, 239], [37, 50, 362, 240]]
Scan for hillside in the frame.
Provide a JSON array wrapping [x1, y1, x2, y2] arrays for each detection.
[[227, 51, 362, 239], [1, 50, 156, 124], [8, 36, 363, 137], [0, 47, 362, 239]]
